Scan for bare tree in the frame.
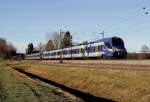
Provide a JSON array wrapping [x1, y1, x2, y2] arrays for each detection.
[[51, 32, 61, 49], [47, 32, 64, 49], [141, 44, 150, 53], [37, 42, 46, 52]]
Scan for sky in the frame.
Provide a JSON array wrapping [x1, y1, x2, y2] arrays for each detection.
[[0, 0, 150, 53]]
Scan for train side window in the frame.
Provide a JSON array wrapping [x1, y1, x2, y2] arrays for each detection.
[[98, 45, 100, 51], [57, 51, 60, 55], [75, 49, 77, 54], [72, 49, 74, 54], [104, 42, 112, 49], [92, 47, 94, 52], [65, 50, 67, 55], [69, 50, 72, 54], [91, 46, 95, 52], [81, 48, 84, 53], [77, 49, 79, 54], [94, 46, 96, 52], [78, 49, 80, 54], [87, 47, 90, 52], [67, 50, 69, 55], [78, 49, 80, 53], [85, 47, 88, 52], [95, 46, 98, 52], [64, 51, 66, 55], [62, 51, 64, 55], [100, 45, 103, 50]]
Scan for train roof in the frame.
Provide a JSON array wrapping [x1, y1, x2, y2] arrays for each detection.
[[89, 36, 121, 44]]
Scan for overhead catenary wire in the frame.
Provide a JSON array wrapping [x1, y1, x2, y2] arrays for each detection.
[[75, 3, 150, 42], [94, 6, 150, 39]]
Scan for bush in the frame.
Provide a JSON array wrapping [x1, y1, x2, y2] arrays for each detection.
[[126, 53, 150, 59]]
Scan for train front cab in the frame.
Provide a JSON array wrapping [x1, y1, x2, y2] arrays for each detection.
[[112, 37, 127, 58], [103, 37, 127, 58]]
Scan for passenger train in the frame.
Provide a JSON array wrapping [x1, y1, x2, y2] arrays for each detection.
[[26, 36, 127, 60]]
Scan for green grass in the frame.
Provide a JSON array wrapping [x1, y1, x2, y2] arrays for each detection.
[[0, 61, 80, 102]]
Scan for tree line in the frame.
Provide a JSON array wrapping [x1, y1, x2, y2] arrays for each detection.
[[26, 31, 72, 54], [0, 38, 16, 59]]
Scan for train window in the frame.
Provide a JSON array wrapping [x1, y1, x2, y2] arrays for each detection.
[[69, 50, 72, 54], [73, 49, 79, 54], [63, 50, 66, 55], [51, 52, 56, 56], [90, 46, 94, 52], [72, 49, 75, 54], [101, 45, 103, 50], [94, 46, 96, 52], [95, 46, 99, 52], [92, 46, 95, 52], [78, 49, 80, 53], [75, 49, 77, 54], [77, 49, 79, 54], [63, 50, 68, 55], [98, 45, 101, 51], [85, 47, 88, 52], [86, 47, 90, 52], [67, 50, 69, 54], [104, 42, 112, 49], [57, 51, 60, 55], [65, 50, 67, 55], [74, 49, 76, 54], [63, 51, 65, 55], [81, 48, 85, 53], [74, 49, 77, 54], [51, 52, 54, 56]]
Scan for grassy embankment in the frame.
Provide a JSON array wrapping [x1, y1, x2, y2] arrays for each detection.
[[11, 60, 150, 102], [0, 60, 80, 102]]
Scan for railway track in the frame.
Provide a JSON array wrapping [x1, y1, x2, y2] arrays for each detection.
[[28, 60, 150, 72], [15, 60, 150, 72]]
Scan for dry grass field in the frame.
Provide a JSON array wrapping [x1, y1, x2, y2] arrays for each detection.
[[10, 60, 150, 102], [0, 60, 82, 102]]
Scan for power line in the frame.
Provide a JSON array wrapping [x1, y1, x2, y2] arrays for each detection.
[[111, 25, 150, 36]]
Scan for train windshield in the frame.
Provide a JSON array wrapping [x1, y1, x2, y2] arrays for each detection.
[[112, 37, 124, 48], [104, 42, 112, 49]]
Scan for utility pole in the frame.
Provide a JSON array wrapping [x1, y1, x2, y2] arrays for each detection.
[[102, 31, 104, 39], [100, 31, 104, 39], [59, 29, 63, 63]]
